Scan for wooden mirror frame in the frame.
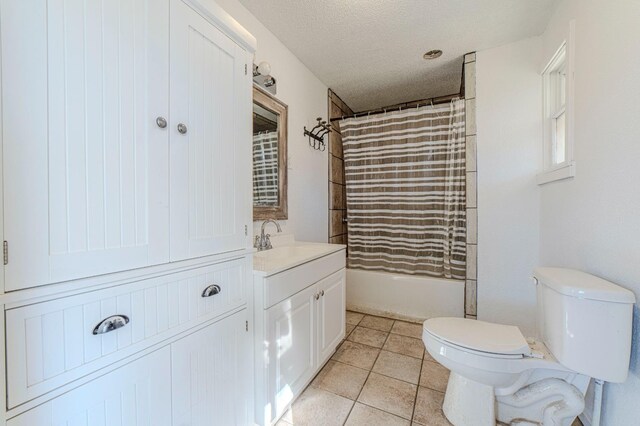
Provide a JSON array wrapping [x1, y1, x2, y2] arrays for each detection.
[[253, 86, 288, 220]]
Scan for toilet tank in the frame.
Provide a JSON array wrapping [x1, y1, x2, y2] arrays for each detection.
[[534, 267, 636, 383]]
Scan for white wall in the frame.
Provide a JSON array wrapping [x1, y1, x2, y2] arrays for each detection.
[[538, 0, 640, 424], [475, 37, 542, 337], [210, 0, 329, 242]]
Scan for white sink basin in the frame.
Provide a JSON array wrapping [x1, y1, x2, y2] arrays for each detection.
[[253, 242, 346, 276]]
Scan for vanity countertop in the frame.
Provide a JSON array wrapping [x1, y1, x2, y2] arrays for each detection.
[[253, 241, 346, 277]]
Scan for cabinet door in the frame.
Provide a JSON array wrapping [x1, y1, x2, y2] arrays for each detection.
[[172, 310, 251, 426], [267, 284, 317, 421], [7, 347, 172, 426], [169, 0, 252, 261], [1, 0, 170, 290], [317, 269, 346, 364]]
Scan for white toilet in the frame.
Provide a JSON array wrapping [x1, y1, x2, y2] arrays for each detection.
[[422, 267, 636, 426]]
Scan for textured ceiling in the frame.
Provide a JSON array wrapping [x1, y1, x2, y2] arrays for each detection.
[[238, 0, 559, 111]]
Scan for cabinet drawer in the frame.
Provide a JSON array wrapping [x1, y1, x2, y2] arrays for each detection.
[[7, 347, 172, 426], [6, 256, 251, 409], [264, 250, 346, 309]]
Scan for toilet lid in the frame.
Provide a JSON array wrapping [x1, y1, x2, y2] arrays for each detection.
[[423, 317, 530, 356]]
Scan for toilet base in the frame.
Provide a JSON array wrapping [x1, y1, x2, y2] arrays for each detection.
[[443, 372, 495, 426]]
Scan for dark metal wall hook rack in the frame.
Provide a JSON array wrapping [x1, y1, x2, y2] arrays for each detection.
[[304, 117, 332, 151]]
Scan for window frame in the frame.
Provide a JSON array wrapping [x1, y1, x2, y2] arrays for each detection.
[[538, 21, 576, 185]]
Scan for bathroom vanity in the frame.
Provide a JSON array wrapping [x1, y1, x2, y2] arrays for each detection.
[[253, 242, 346, 425]]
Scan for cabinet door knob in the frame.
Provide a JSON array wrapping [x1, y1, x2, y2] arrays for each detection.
[[177, 123, 188, 134], [320, 290, 325, 297], [202, 284, 222, 298], [314, 293, 320, 300], [156, 116, 167, 128], [93, 315, 130, 335]]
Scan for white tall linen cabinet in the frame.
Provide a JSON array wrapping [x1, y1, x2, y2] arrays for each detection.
[[0, 0, 257, 424]]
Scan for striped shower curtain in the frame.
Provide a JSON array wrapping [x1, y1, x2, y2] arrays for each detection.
[[340, 100, 466, 279], [253, 131, 279, 205]]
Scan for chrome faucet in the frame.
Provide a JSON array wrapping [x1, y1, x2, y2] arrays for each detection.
[[254, 219, 282, 251]]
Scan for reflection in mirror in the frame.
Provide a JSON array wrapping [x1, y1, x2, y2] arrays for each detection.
[[253, 86, 288, 220], [253, 103, 279, 206]]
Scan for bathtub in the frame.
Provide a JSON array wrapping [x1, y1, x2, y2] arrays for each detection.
[[346, 268, 465, 322]]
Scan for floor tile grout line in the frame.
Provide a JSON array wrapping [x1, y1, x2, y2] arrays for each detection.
[[338, 313, 364, 426], [348, 312, 423, 337], [347, 310, 424, 325], [303, 322, 366, 423], [338, 336, 424, 360], [312, 313, 440, 424], [330, 356, 423, 388], [352, 324, 394, 333], [410, 346, 427, 424], [341, 319, 396, 425], [335, 324, 427, 386], [350, 400, 415, 423], [350, 313, 442, 422]]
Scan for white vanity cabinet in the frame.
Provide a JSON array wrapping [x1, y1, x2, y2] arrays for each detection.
[[0, 0, 253, 291], [316, 271, 347, 364], [253, 245, 346, 425], [266, 284, 317, 414]]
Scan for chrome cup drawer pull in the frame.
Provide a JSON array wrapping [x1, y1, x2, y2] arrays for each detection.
[[92, 315, 130, 335], [201, 284, 222, 298]]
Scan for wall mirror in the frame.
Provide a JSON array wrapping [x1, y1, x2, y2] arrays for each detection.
[[253, 86, 288, 220]]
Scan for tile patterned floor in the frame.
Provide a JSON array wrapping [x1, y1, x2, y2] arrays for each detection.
[[277, 311, 452, 426]]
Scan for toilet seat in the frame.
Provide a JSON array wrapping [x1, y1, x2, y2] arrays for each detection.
[[424, 317, 531, 357], [422, 317, 568, 389]]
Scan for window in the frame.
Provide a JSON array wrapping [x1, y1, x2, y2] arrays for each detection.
[[538, 21, 575, 185]]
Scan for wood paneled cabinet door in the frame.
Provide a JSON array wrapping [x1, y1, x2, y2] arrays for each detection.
[[317, 270, 346, 364], [171, 310, 252, 426], [1, 0, 170, 290], [1, 0, 252, 290], [169, 0, 252, 262], [7, 347, 172, 426]]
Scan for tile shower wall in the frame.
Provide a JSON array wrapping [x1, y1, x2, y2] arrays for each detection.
[[328, 89, 353, 245], [464, 52, 478, 319]]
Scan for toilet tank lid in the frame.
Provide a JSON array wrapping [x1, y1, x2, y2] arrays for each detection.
[[533, 267, 636, 304]]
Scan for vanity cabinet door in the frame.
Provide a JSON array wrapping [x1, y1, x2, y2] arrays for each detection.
[[169, 0, 253, 262], [1, 0, 171, 290], [266, 284, 317, 421], [317, 269, 346, 364], [171, 310, 251, 426], [7, 347, 172, 426]]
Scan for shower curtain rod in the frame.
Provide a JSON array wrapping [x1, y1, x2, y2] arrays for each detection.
[[329, 92, 461, 122]]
